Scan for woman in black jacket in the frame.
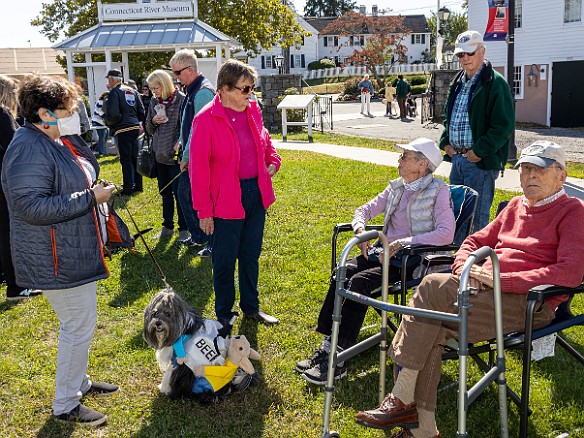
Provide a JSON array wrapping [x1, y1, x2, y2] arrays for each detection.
[[1, 74, 118, 427], [0, 74, 42, 301]]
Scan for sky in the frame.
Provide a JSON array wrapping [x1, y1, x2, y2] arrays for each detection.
[[0, 0, 465, 48]]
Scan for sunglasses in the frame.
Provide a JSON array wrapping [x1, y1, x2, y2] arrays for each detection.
[[172, 66, 191, 76], [233, 84, 255, 94], [456, 51, 477, 59]]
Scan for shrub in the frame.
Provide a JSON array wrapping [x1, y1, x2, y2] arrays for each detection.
[[307, 58, 337, 71]]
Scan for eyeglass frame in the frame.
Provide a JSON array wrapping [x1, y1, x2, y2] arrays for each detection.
[[172, 65, 192, 76], [456, 50, 477, 59], [398, 151, 425, 162], [232, 84, 255, 95]]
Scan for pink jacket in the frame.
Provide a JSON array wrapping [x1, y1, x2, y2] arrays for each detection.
[[189, 94, 281, 220]]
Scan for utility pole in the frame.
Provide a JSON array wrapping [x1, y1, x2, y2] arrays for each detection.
[[507, 0, 518, 162]]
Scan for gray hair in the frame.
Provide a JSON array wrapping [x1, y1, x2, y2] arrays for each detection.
[[413, 151, 436, 174], [169, 49, 198, 71]]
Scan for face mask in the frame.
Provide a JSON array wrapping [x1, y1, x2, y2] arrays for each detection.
[[47, 110, 82, 137]]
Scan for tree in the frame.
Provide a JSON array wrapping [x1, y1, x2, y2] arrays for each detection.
[[304, 0, 356, 17], [32, 0, 307, 56], [427, 11, 468, 60], [323, 12, 410, 87]]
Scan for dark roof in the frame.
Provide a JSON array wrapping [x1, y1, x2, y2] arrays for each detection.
[[304, 14, 429, 35]]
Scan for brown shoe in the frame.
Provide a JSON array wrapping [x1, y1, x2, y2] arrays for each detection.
[[355, 394, 418, 430], [388, 428, 442, 438]]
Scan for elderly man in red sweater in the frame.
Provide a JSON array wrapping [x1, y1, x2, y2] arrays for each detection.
[[355, 141, 584, 438]]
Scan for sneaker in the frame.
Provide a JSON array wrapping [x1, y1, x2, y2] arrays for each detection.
[[197, 247, 212, 257], [53, 403, 107, 427], [301, 360, 347, 386], [178, 230, 190, 241], [6, 289, 42, 301], [84, 381, 119, 397], [155, 227, 174, 239], [179, 237, 202, 247], [295, 348, 328, 373]]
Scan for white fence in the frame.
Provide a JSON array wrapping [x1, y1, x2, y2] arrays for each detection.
[[301, 62, 460, 80]]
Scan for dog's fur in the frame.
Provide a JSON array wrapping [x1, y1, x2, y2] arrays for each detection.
[[143, 289, 240, 401]]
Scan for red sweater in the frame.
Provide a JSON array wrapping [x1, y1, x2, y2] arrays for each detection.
[[453, 195, 584, 309]]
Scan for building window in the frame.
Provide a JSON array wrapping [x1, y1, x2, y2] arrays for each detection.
[[265, 56, 273, 69], [292, 55, 301, 68], [515, 0, 523, 28], [565, 0, 582, 23], [325, 36, 335, 47], [359, 35, 365, 46], [513, 65, 523, 99]]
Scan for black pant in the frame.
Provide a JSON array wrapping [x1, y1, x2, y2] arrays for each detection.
[[116, 129, 142, 191], [156, 162, 186, 230], [316, 254, 416, 349]]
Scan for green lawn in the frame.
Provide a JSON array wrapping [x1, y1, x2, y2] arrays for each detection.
[[1, 150, 583, 437]]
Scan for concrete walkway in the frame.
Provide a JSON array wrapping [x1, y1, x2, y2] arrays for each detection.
[[274, 140, 584, 199]]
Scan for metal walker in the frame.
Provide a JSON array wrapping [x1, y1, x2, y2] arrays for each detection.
[[320, 230, 509, 438]]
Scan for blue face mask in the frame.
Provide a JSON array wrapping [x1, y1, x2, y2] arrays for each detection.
[[46, 109, 81, 136]]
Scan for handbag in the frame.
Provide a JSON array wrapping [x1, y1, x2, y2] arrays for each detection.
[[137, 135, 157, 178]]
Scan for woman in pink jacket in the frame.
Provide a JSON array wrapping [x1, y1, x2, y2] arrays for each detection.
[[189, 59, 281, 326]]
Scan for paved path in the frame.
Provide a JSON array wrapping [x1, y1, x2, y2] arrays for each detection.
[[274, 140, 584, 199]]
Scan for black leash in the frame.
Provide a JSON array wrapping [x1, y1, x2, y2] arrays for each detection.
[[114, 189, 172, 290]]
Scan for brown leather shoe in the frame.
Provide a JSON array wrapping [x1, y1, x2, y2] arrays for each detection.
[[388, 428, 441, 438], [355, 394, 418, 430]]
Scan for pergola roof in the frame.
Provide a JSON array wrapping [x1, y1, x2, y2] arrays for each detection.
[[54, 19, 238, 52]]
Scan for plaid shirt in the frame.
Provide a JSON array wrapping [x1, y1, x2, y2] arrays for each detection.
[[448, 64, 485, 149]]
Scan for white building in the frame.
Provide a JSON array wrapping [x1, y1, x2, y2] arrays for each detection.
[[468, 0, 584, 127], [247, 10, 430, 79]]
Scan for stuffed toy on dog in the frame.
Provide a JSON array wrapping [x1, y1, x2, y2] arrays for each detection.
[[143, 288, 260, 402]]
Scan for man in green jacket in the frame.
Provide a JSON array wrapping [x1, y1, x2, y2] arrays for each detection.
[[439, 30, 514, 232]]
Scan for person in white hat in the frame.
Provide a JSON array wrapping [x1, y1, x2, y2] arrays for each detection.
[[439, 30, 514, 233], [296, 138, 455, 386], [356, 141, 584, 438]]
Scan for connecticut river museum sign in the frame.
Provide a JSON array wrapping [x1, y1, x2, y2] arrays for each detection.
[[100, 0, 196, 21]]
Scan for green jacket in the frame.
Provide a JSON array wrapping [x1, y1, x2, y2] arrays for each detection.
[[439, 62, 514, 171]]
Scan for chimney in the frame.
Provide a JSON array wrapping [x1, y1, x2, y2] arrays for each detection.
[[359, 5, 366, 15], [372, 5, 378, 16]]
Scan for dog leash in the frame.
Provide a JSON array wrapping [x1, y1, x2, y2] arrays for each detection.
[[114, 190, 172, 290]]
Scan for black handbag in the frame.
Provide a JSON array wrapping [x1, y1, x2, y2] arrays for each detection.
[[137, 135, 157, 178]]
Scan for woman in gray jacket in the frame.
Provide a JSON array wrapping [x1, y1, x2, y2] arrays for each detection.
[[145, 69, 187, 240], [1, 74, 117, 427]]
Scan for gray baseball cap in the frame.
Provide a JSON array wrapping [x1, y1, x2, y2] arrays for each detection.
[[514, 141, 566, 169]]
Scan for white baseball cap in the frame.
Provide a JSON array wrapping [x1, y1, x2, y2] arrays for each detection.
[[396, 138, 443, 169], [454, 31, 484, 55], [514, 141, 566, 169]]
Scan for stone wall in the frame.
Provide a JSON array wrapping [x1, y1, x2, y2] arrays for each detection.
[[431, 69, 458, 124], [260, 74, 302, 131]]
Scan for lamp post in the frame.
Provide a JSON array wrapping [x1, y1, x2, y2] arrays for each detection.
[[274, 54, 284, 75], [436, 3, 450, 68], [443, 50, 454, 69]]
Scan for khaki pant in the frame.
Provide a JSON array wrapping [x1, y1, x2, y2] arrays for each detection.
[[390, 273, 556, 411]]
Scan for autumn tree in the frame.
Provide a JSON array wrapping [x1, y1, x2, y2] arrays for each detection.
[[304, 0, 356, 17], [323, 12, 410, 87]]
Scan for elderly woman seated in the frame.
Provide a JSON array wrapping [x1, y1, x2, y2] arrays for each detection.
[[296, 138, 455, 385]]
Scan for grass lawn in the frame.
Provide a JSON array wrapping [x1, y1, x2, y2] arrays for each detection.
[[1, 150, 584, 437]]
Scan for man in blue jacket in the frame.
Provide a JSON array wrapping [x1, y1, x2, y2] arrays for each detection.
[[103, 69, 145, 196], [169, 49, 215, 256]]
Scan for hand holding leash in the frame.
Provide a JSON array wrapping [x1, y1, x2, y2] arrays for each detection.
[[92, 180, 116, 204]]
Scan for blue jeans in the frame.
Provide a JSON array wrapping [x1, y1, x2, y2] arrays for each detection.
[[44, 282, 97, 415], [177, 171, 208, 243], [212, 178, 266, 320], [449, 153, 499, 232], [94, 126, 108, 155], [157, 162, 186, 231]]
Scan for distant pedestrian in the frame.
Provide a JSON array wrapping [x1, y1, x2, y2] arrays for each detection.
[[358, 74, 374, 117], [384, 84, 396, 116], [91, 91, 109, 156], [395, 75, 410, 119], [439, 30, 514, 232]]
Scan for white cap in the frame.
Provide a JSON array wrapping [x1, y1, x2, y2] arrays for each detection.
[[514, 141, 566, 169], [454, 31, 484, 55], [396, 138, 443, 169]]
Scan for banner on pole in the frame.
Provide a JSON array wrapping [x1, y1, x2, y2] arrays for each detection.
[[485, 0, 509, 41]]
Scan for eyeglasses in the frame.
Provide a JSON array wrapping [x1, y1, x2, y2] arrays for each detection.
[[172, 66, 191, 76], [456, 51, 477, 59], [233, 84, 255, 95], [398, 152, 422, 161]]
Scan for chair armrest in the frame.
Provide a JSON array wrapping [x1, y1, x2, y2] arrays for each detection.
[[333, 223, 383, 234], [401, 243, 458, 255], [526, 284, 584, 302]]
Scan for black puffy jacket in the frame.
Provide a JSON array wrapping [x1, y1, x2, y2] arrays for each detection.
[[1, 123, 108, 290]]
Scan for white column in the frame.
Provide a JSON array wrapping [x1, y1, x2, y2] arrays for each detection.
[[122, 51, 129, 81], [66, 51, 75, 83]]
